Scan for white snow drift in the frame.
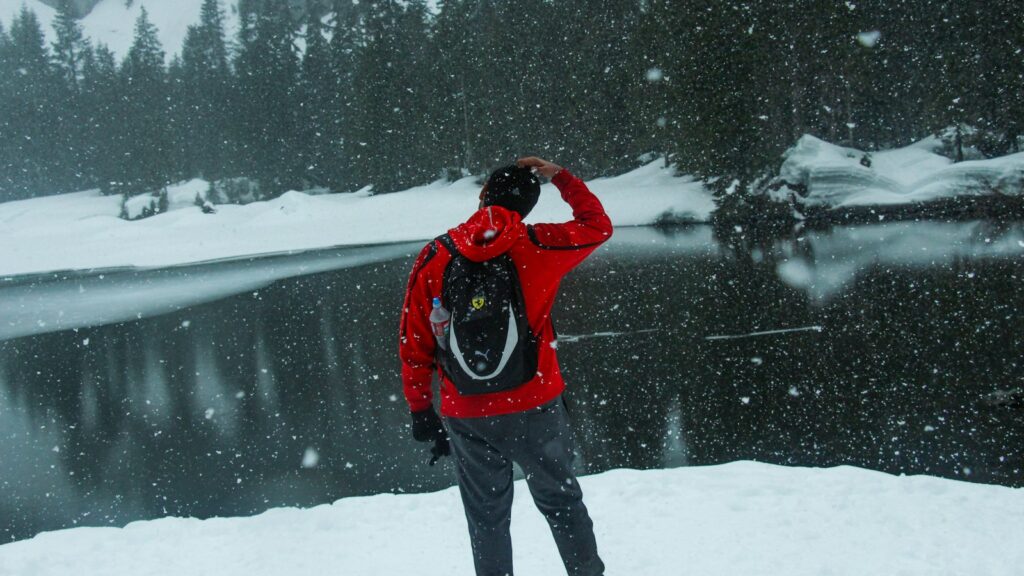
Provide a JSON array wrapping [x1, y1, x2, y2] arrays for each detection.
[[3, 134, 1024, 279], [1, 461, 1021, 576], [780, 134, 1024, 208], [0, 161, 711, 278]]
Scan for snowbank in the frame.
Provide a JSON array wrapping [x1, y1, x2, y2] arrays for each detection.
[[780, 134, 1024, 208], [1, 461, 1020, 575], [0, 161, 712, 278]]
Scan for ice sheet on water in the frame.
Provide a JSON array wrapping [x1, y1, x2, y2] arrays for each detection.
[[0, 243, 420, 341]]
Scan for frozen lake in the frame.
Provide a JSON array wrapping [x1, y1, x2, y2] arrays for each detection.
[[1, 222, 1023, 542]]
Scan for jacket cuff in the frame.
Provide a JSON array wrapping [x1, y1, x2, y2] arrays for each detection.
[[551, 169, 574, 188], [403, 374, 434, 413], [405, 393, 433, 413]]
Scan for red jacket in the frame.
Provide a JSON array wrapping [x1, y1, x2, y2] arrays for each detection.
[[399, 170, 613, 418]]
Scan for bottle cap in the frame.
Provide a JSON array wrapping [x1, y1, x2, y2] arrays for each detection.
[[432, 297, 441, 308]]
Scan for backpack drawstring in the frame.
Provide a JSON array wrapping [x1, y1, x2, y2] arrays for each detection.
[[483, 206, 497, 242]]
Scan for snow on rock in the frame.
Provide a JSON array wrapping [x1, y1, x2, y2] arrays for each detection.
[[0, 161, 712, 277], [166, 179, 211, 209], [0, 462, 1021, 575], [120, 192, 157, 220], [780, 134, 1024, 208]]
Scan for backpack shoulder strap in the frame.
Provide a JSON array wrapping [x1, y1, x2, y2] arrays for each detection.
[[435, 233, 458, 257]]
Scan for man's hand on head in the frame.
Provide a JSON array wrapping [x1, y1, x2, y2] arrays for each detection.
[[517, 156, 563, 180]]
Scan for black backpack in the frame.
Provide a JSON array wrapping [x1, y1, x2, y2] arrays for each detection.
[[434, 234, 538, 396]]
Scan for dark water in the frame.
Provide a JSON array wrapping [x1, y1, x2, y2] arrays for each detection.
[[2, 222, 1023, 543]]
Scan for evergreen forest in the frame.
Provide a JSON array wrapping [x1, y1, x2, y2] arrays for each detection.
[[0, 0, 1021, 203]]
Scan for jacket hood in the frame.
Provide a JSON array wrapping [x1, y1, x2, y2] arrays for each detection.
[[447, 205, 525, 262]]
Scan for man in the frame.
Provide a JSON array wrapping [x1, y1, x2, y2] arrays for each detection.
[[399, 156, 611, 576]]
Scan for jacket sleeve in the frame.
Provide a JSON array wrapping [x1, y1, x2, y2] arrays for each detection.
[[528, 169, 613, 271], [398, 242, 439, 413]]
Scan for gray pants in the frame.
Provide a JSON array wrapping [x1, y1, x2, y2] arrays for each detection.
[[445, 397, 604, 576]]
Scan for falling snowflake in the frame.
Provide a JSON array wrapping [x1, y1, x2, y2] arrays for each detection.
[[302, 447, 320, 468], [857, 30, 881, 48]]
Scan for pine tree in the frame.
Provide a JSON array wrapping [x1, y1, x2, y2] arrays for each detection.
[[117, 7, 172, 193], [1007, 0, 1024, 152], [629, 0, 687, 168], [1, 7, 60, 199], [80, 43, 121, 188], [0, 19, 8, 87], [481, 0, 557, 169], [460, 0, 511, 170], [389, 0, 439, 187], [52, 0, 88, 89], [51, 0, 93, 192], [881, 0, 947, 145], [322, 0, 365, 191], [559, 0, 642, 176], [431, 0, 479, 175], [351, 0, 403, 190], [181, 0, 233, 179], [975, 0, 1023, 155], [297, 4, 333, 189], [233, 0, 301, 194], [429, 0, 554, 179], [167, 54, 188, 184], [0, 19, 13, 200]]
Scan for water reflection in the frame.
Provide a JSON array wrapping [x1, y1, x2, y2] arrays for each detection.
[[773, 220, 1024, 301], [1, 223, 1022, 542]]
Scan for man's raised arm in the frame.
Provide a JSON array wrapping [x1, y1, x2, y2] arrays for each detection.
[[517, 156, 613, 256]]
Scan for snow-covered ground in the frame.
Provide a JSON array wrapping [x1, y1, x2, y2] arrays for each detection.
[[3, 134, 1024, 279], [1, 461, 1020, 575], [779, 135, 1024, 208], [0, 161, 712, 278]]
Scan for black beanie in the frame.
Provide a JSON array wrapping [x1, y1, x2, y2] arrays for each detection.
[[482, 165, 541, 218]]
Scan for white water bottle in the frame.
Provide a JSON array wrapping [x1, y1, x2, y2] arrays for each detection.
[[429, 297, 451, 350]]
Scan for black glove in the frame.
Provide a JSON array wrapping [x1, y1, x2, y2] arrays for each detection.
[[429, 435, 450, 466], [411, 408, 450, 466]]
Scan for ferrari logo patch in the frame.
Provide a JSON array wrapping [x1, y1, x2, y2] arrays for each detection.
[[472, 296, 485, 310]]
